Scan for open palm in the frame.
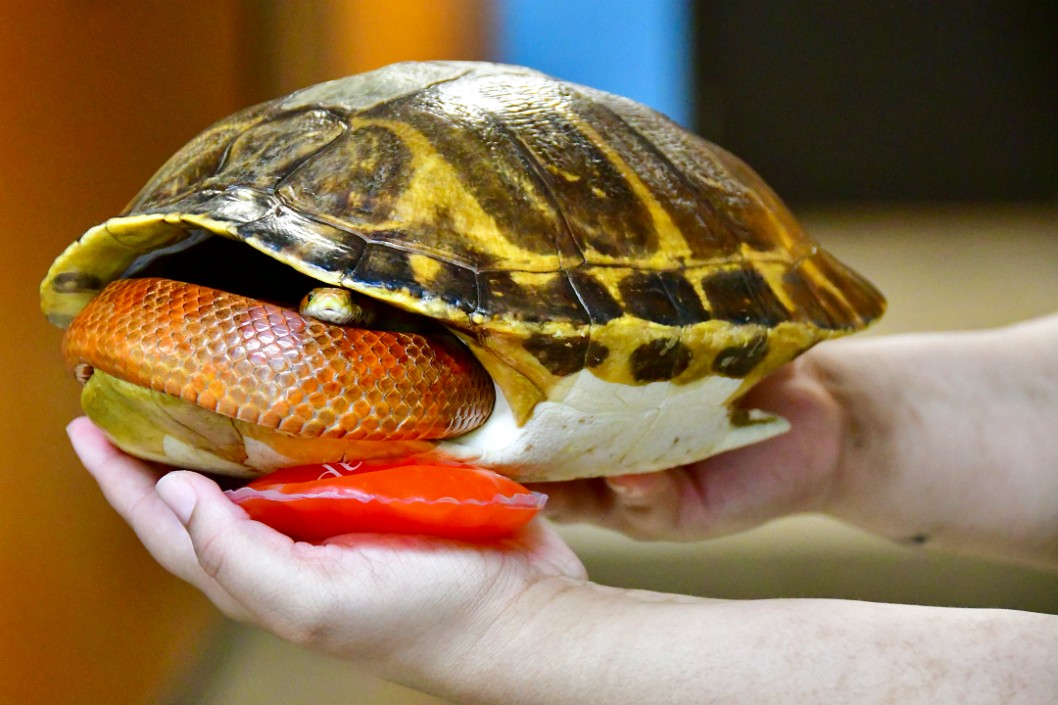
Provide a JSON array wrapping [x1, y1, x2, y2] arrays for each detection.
[[67, 417, 586, 669]]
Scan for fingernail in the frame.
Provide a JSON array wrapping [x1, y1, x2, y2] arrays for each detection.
[[156, 473, 197, 525], [65, 416, 88, 438], [605, 475, 649, 500]]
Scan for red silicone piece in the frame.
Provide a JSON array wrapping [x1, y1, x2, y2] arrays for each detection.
[[226, 460, 546, 542]]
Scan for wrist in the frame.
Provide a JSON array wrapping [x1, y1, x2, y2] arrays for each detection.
[[396, 575, 597, 703], [809, 322, 1058, 568], [790, 345, 875, 521], [807, 333, 950, 538]]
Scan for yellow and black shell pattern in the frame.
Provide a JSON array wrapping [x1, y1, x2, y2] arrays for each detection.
[[41, 61, 884, 422]]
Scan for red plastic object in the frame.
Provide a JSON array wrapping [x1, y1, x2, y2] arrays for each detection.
[[226, 459, 546, 541]]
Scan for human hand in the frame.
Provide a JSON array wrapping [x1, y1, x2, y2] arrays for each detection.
[[533, 355, 846, 541], [66, 417, 586, 678]]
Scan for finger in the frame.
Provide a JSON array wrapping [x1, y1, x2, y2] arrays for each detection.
[[155, 470, 347, 638], [68, 416, 167, 525], [685, 360, 845, 527], [68, 417, 201, 568], [67, 418, 251, 619], [603, 470, 703, 539], [684, 436, 822, 532], [532, 472, 695, 540], [530, 478, 612, 523]]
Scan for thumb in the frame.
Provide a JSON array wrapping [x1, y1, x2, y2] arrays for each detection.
[[154, 470, 202, 525], [156, 471, 349, 640], [154, 471, 307, 601]]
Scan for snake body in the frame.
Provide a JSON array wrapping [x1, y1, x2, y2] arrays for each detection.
[[62, 278, 495, 440]]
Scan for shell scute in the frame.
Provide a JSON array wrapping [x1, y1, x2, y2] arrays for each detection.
[[701, 266, 791, 327], [712, 334, 771, 378], [352, 244, 425, 297], [588, 90, 784, 256], [278, 123, 413, 228], [524, 333, 591, 378], [617, 270, 711, 327], [466, 75, 662, 266], [564, 90, 750, 264], [781, 265, 839, 329], [126, 103, 273, 213], [566, 270, 624, 324], [478, 270, 589, 325], [362, 87, 575, 270], [630, 338, 693, 382], [236, 207, 366, 279], [214, 109, 346, 192], [806, 249, 887, 326]]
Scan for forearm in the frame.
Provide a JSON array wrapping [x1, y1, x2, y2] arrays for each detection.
[[404, 578, 1058, 705], [813, 314, 1058, 569]]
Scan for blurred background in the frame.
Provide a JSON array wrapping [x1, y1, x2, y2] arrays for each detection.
[[1, 1, 1055, 704]]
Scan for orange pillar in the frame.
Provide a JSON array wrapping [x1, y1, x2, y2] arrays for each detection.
[[0, 3, 244, 704], [241, 0, 495, 100], [328, 0, 495, 72]]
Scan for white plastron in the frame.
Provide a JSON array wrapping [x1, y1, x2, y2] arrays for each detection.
[[437, 370, 788, 482]]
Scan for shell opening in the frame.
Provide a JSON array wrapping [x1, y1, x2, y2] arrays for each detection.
[[130, 232, 326, 310], [128, 233, 445, 336]]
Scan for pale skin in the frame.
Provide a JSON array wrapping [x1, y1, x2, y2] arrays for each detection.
[[67, 314, 1058, 704]]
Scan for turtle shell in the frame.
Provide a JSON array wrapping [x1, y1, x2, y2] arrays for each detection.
[[41, 61, 884, 423]]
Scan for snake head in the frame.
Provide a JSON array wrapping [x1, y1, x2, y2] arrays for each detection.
[[299, 288, 376, 327]]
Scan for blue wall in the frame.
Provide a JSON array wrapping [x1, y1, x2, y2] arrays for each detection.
[[495, 0, 692, 127]]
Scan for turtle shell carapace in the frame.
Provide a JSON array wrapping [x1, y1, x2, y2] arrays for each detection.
[[42, 61, 884, 481]]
